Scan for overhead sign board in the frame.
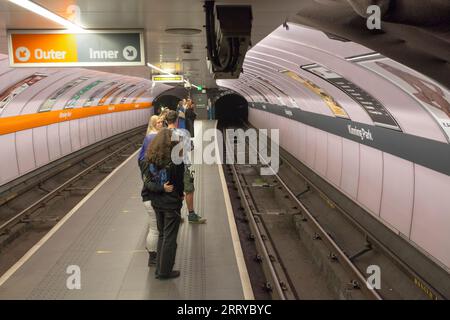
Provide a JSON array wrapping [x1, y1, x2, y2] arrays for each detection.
[[152, 75, 184, 83], [7, 30, 145, 67]]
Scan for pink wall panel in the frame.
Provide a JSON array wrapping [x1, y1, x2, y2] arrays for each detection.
[[79, 118, 89, 148], [59, 122, 72, 156], [32, 126, 50, 167], [112, 113, 120, 135], [340, 139, 360, 199], [118, 112, 125, 133], [411, 165, 450, 268], [287, 119, 297, 155], [357, 145, 383, 215], [87, 117, 96, 145], [15, 130, 36, 174], [305, 126, 316, 168], [47, 123, 61, 161], [94, 116, 102, 142], [326, 133, 343, 187], [298, 122, 307, 163], [380, 153, 414, 236], [0, 134, 19, 184], [100, 115, 108, 139], [106, 113, 113, 137], [314, 129, 328, 176], [70, 120, 81, 151]]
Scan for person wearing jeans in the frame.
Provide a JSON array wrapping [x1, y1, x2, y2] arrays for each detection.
[[141, 128, 184, 279]]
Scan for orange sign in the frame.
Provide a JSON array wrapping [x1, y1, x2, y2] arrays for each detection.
[[8, 30, 145, 67], [11, 34, 78, 64]]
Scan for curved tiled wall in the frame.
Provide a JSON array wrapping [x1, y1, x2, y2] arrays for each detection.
[[0, 52, 170, 186], [217, 23, 450, 270]]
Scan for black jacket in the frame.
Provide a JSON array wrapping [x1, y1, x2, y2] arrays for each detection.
[[185, 108, 197, 137], [140, 161, 185, 210]]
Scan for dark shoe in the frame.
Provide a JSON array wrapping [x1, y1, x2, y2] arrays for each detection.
[[148, 251, 157, 267], [157, 270, 180, 280], [188, 212, 206, 224]]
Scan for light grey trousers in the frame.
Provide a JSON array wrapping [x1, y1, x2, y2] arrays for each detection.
[[143, 201, 158, 252]]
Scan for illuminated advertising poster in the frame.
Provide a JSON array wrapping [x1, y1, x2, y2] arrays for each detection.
[[39, 76, 90, 112], [302, 65, 401, 130], [118, 84, 146, 104], [98, 83, 128, 106], [281, 70, 349, 118], [65, 80, 104, 108], [83, 81, 118, 107], [255, 76, 300, 108], [109, 83, 137, 105], [357, 56, 450, 141], [248, 85, 269, 103], [0, 72, 48, 114], [253, 76, 287, 106], [131, 88, 148, 104]]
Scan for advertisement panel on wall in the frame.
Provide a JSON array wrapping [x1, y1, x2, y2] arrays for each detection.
[[254, 75, 300, 109], [118, 84, 146, 104], [0, 72, 48, 114], [98, 83, 127, 106], [83, 81, 118, 107], [281, 70, 349, 119], [302, 64, 401, 130], [39, 76, 90, 112], [355, 55, 450, 142], [109, 83, 137, 105], [131, 88, 149, 104], [8, 30, 145, 67], [65, 80, 104, 108]]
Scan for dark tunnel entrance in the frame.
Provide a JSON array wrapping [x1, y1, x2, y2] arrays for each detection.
[[214, 93, 248, 126], [152, 94, 181, 114]]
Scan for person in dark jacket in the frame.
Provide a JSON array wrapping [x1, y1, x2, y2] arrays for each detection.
[[138, 115, 164, 267], [141, 128, 184, 279], [185, 102, 197, 138]]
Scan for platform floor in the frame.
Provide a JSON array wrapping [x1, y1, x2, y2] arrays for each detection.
[[0, 120, 251, 300]]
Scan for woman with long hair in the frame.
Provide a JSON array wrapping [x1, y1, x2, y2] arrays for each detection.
[[138, 115, 164, 266], [141, 128, 185, 279]]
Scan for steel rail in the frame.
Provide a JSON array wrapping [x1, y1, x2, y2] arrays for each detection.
[[224, 128, 288, 299], [239, 124, 383, 300]]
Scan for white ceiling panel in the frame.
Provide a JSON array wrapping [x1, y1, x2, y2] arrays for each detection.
[[0, 0, 300, 87]]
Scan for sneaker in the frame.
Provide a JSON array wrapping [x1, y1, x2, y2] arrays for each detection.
[[157, 270, 180, 280], [188, 212, 206, 224], [148, 251, 157, 267]]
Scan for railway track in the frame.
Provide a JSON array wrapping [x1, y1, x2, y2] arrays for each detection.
[[222, 121, 446, 300], [0, 127, 146, 274]]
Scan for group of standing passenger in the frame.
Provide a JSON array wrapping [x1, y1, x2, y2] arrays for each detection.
[[176, 98, 197, 138], [138, 98, 205, 280]]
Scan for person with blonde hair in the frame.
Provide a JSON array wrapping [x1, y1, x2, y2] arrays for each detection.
[[138, 114, 164, 266], [141, 128, 185, 279]]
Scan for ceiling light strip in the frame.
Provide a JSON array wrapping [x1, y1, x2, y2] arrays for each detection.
[[9, 0, 84, 32]]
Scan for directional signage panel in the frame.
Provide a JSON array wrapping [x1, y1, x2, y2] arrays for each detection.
[[8, 30, 145, 67]]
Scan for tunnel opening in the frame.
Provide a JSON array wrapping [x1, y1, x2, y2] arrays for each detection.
[[214, 93, 248, 126], [152, 94, 181, 114]]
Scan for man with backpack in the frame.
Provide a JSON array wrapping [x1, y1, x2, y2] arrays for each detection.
[[165, 110, 206, 224]]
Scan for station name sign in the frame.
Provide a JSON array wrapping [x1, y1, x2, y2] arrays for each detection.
[[7, 30, 145, 67], [152, 75, 184, 83]]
